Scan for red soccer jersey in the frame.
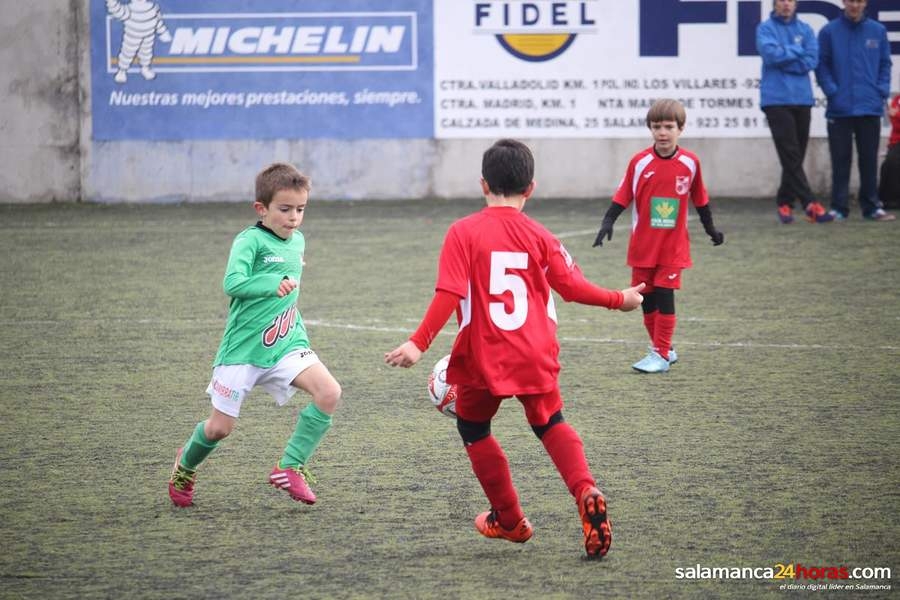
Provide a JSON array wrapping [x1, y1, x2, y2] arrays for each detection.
[[889, 95, 900, 148], [436, 206, 586, 396], [612, 146, 709, 269]]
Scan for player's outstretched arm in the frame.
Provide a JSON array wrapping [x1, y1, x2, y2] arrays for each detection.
[[618, 282, 645, 311], [593, 202, 625, 247], [385, 341, 423, 368], [384, 290, 458, 368], [696, 205, 724, 246]]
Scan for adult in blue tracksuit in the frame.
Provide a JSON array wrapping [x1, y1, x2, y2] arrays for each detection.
[[815, 0, 894, 221], [757, 0, 832, 224]]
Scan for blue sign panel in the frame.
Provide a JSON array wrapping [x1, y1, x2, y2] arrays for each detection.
[[90, 0, 433, 139]]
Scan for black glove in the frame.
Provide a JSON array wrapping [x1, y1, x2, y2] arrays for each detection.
[[593, 222, 613, 247], [592, 203, 625, 248], [696, 205, 723, 246]]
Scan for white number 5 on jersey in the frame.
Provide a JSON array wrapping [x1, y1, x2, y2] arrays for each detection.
[[489, 251, 528, 330]]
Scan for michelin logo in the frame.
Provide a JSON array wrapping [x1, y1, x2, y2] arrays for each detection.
[[106, 8, 418, 77], [107, 0, 171, 83]]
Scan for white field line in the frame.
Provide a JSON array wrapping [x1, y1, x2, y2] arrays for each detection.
[[5, 317, 894, 351]]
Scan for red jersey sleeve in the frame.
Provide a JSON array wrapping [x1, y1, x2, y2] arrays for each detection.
[[690, 157, 710, 208], [546, 242, 623, 308], [409, 290, 459, 352], [611, 159, 636, 208], [435, 225, 469, 298]]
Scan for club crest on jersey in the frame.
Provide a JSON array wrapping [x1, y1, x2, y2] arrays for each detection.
[[675, 176, 690, 196], [650, 197, 679, 229], [473, 1, 597, 62]]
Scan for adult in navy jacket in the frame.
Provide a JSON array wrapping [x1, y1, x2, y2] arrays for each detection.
[[815, 0, 895, 221], [757, 0, 832, 224]]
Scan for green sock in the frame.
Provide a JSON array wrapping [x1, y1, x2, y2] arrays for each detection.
[[280, 404, 333, 469], [180, 421, 219, 471]]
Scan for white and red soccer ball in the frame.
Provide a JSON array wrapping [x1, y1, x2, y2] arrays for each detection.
[[427, 354, 457, 417]]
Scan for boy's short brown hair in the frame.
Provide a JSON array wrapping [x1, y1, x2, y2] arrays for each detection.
[[255, 162, 311, 206], [646, 99, 687, 129], [482, 138, 534, 196]]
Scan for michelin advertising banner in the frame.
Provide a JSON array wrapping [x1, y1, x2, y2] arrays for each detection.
[[91, 0, 899, 140], [90, 0, 433, 139]]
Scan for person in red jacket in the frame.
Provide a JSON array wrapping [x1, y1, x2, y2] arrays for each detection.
[[593, 99, 724, 374], [878, 92, 900, 210], [385, 138, 644, 559]]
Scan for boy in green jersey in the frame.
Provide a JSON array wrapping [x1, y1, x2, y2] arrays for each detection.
[[168, 163, 341, 507]]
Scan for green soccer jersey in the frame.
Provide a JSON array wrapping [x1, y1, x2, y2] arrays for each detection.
[[213, 223, 310, 368]]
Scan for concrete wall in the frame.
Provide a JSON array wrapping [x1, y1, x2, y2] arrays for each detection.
[[0, 1, 81, 203], [0, 1, 872, 203]]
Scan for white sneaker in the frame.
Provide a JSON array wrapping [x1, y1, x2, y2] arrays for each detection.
[[632, 351, 670, 373], [865, 209, 896, 222]]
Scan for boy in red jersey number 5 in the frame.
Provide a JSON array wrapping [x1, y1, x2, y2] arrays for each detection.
[[385, 139, 644, 558], [593, 99, 724, 373]]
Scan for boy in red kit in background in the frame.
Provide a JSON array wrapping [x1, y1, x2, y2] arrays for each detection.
[[593, 98, 724, 374], [878, 91, 900, 209], [385, 139, 644, 559]]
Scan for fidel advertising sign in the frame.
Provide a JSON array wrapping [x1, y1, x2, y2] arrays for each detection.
[[434, 0, 900, 138]]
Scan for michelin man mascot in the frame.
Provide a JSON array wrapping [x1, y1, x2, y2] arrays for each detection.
[[107, 0, 172, 83]]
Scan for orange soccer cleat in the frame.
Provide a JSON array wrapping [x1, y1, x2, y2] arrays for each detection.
[[579, 486, 612, 558], [474, 510, 533, 543]]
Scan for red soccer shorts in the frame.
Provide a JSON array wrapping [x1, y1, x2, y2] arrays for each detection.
[[631, 266, 683, 292], [455, 385, 563, 426]]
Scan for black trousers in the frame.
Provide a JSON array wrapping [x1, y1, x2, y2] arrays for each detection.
[[827, 116, 883, 217], [763, 105, 815, 208], [879, 143, 900, 209]]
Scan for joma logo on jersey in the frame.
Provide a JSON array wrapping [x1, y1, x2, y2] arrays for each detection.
[[473, 1, 597, 62], [106, 11, 418, 74], [263, 255, 285, 263]]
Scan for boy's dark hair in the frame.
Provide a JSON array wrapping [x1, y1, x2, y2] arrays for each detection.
[[482, 138, 534, 196], [255, 162, 311, 206], [646, 98, 687, 129]]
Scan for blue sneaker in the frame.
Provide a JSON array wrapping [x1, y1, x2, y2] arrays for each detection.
[[827, 209, 846, 222], [632, 351, 670, 373]]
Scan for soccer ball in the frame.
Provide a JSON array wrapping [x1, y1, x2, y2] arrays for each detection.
[[427, 354, 457, 417]]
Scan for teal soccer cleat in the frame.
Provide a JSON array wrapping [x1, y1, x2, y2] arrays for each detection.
[[632, 351, 670, 373]]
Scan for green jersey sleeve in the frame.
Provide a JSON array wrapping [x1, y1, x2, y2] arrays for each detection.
[[223, 234, 286, 298]]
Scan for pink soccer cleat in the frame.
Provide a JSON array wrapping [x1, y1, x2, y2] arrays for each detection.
[[168, 449, 197, 507], [269, 464, 317, 504]]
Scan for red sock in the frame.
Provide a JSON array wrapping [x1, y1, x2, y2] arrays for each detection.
[[643, 310, 657, 344], [654, 313, 677, 360], [465, 436, 523, 529], [541, 423, 596, 499]]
